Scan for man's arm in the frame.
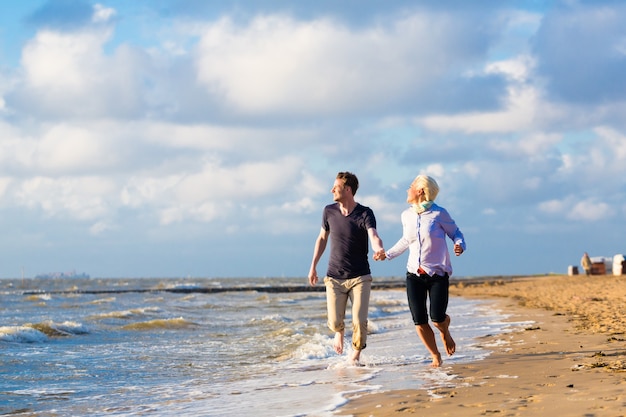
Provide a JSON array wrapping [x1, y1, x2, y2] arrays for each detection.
[[308, 227, 329, 286], [367, 227, 384, 255]]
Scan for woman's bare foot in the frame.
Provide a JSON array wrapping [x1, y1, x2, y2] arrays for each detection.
[[441, 330, 456, 356], [435, 315, 456, 356], [333, 332, 344, 354], [430, 353, 443, 368]]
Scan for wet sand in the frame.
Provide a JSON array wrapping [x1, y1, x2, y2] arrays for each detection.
[[337, 274, 626, 416]]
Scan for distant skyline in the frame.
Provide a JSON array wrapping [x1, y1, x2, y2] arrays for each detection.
[[0, 0, 625, 279]]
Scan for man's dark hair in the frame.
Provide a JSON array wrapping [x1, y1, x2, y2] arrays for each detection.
[[336, 171, 359, 195]]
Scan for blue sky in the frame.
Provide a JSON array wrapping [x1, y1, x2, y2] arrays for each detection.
[[0, 0, 625, 279]]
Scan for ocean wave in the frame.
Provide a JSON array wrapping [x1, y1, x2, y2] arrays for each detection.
[[24, 293, 52, 302], [168, 283, 203, 290], [88, 297, 117, 305], [0, 326, 48, 343], [250, 314, 293, 325], [372, 297, 406, 307], [9, 388, 76, 399], [29, 320, 91, 337], [291, 333, 335, 360], [90, 307, 163, 320], [121, 317, 196, 331], [153, 282, 204, 291]]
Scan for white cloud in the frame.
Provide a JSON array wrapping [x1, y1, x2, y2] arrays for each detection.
[[538, 198, 564, 214], [174, 156, 302, 203], [35, 124, 120, 172], [418, 54, 573, 134], [522, 177, 542, 190], [0, 177, 11, 200], [141, 121, 316, 152], [121, 175, 184, 208], [299, 172, 327, 200], [554, 127, 626, 188], [539, 197, 614, 222], [359, 193, 402, 225], [158, 202, 222, 225], [121, 155, 305, 225], [420, 82, 541, 133], [0, 121, 128, 175], [90, 220, 115, 235], [92, 4, 116, 23], [195, 13, 493, 115], [488, 132, 562, 157], [22, 29, 110, 93], [485, 55, 535, 82], [17, 26, 143, 118], [594, 126, 626, 162], [280, 196, 316, 214], [568, 200, 613, 221], [422, 163, 446, 179], [16, 176, 116, 220]]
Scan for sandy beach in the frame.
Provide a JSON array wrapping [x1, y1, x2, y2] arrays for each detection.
[[338, 274, 626, 416]]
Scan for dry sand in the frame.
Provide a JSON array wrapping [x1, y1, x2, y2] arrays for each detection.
[[337, 274, 626, 416]]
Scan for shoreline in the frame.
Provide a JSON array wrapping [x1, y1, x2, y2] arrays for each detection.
[[337, 274, 626, 416]]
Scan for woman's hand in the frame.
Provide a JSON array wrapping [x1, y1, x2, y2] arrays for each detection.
[[373, 249, 387, 261]]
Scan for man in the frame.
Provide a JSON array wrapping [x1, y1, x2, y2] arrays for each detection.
[[308, 171, 384, 364], [581, 252, 592, 276]]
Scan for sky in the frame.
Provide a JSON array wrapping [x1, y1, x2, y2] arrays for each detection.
[[0, 0, 625, 279]]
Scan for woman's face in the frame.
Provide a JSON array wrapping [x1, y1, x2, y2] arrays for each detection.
[[406, 181, 422, 204]]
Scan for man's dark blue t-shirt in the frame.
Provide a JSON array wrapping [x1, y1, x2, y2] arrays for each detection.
[[322, 203, 376, 279]]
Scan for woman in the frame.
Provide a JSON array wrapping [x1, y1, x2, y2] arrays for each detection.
[[375, 174, 466, 367]]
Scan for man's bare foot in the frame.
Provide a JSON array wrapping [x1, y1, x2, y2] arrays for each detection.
[[350, 348, 362, 365], [333, 332, 344, 354], [430, 353, 443, 368]]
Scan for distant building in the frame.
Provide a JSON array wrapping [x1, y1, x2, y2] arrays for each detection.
[[35, 270, 90, 279]]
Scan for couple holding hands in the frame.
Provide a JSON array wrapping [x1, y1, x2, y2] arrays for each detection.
[[308, 172, 465, 367]]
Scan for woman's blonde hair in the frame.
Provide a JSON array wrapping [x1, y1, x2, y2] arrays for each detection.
[[412, 175, 439, 201]]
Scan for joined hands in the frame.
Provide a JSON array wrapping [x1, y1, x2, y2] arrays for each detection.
[[373, 249, 386, 261]]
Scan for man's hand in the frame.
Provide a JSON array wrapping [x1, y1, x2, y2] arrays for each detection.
[[373, 249, 387, 261]]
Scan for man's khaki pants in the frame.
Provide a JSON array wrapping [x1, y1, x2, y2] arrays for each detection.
[[324, 274, 372, 351]]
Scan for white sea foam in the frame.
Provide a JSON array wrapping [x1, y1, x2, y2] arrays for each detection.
[[24, 320, 91, 337], [292, 334, 336, 360], [24, 293, 51, 301], [90, 306, 164, 320], [0, 326, 48, 343], [47, 320, 90, 335], [88, 297, 116, 304], [167, 283, 203, 290]]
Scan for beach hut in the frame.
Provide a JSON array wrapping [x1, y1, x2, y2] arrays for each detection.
[[613, 254, 625, 276], [590, 256, 612, 275]]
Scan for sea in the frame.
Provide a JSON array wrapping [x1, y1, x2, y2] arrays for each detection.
[[0, 276, 530, 417]]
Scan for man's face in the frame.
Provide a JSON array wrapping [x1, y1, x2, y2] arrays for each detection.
[[331, 179, 350, 202]]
